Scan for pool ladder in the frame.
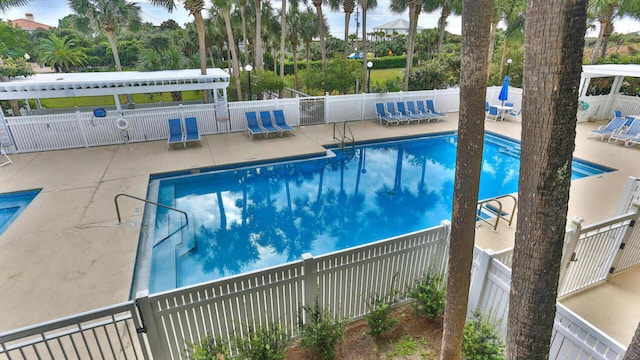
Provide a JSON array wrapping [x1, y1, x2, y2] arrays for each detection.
[[333, 122, 355, 150], [114, 193, 192, 249], [476, 194, 517, 231]]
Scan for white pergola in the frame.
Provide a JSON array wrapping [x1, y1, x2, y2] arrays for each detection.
[[580, 64, 640, 120], [0, 68, 230, 112]]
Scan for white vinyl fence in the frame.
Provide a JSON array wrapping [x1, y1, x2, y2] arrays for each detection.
[[2, 206, 637, 359]]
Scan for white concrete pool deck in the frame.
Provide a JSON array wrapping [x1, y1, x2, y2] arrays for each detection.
[[0, 115, 639, 346]]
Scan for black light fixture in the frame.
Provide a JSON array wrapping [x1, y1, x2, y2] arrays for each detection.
[[245, 64, 253, 100], [366, 61, 373, 93]]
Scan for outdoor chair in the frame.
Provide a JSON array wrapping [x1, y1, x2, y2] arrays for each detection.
[[259, 111, 283, 137], [386, 102, 411, 124], [587, 117, 627, 141], [245, 111, 268, 140], [167, 118, 184, 149], [375, 102, 400, 126], [407, 100, 430, 123], [184, 117, 201, 147], [416, 100, 438, 121], [485, 102, 489, 112], [609, 118, 640, 147], [426, 99, 446, 119], [614, 110, 623, 118], [505, 102, 514, 108], [396, 101, 422, 123], [505, 108, 522, 122], [485, 106, 500, 122], [273, 110, 295, 135], [0, 144, 12, 167]]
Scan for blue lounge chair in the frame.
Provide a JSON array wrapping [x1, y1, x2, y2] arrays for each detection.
[[245, 111, 267, 140], [375, 102, 400, 126], [396, 101, 421, 123], [426, 99, 447, 119], [609, 118, 640, 147], [485, 106, 500, 122], [505, 102, 514, 108], [614, 110, 622, 118], [407, 100, 430, 123], [587, 117, 627, 141], [386, 102, 411, 124], [259, 111, 283, 137], [485, 102, 489, 112], [273, 110, 295, 135], [184, 117, 201, 146], [167, 118, 184, 149], [416, 100, 435, 121]]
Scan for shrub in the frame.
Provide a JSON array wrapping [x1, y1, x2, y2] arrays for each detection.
[[461, 311, 505, 360], [300, 300, 345, 360], [187, 334, 230, 360], [408, 271, 446, 321], [364, 286, 401, 338], [234, 323, 289, 360]]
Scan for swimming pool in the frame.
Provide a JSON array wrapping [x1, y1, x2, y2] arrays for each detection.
[[0, 189, 41, 236], [136, 132, 613, 294]]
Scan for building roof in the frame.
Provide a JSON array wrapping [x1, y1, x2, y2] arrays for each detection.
[[6, 18, 52, 31], [0, 68, 230, 101], [373, 19, 424, 31], [582, 64, 640, 78]]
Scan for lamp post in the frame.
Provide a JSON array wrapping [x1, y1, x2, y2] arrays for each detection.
[[506, 58, 512, 77], [245, 64, 253, 100], [366, 61, 373, 93], [24, 53, 30, 61]]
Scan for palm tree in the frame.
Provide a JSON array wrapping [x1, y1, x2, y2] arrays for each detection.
[[254, 0, 264, 69], [360, 0, 377, 94], [0, 0, 29, 11], [312, 0, 328, 77], [287, 6, 303, 89], [425, 0, 462, 59], [211, 0, 243, 100], [35, 34, 88, 72], [299, 6, 318, 93], [390, 0, 423, 91], [439, 0, 492, 358], [328, 0, 356, 61], [279, 0, 287, 78], [506, 0, 588, 357], [588, 0, 640, 64], [148, 0, 209, 101], [69, 0, 141, 72], [497, 0, 525, 80]]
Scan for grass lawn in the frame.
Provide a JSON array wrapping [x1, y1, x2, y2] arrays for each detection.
[[36, 91, 204, 109], [370, 68, 404, 83]]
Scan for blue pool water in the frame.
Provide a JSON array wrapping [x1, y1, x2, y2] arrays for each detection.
[[142, 133, 612, 293], [0, 189, 41, 236]]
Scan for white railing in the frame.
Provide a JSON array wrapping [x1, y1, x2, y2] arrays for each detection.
[[136, 222, 451, 360], [0, 302, 148, 360]]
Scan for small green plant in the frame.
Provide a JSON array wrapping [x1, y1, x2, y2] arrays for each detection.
[[299, 300, 346, 360], [187, 334, 230, 360], [408, 272, 446, 321], [364, 292, 401, 338], [461, 311, 506, 360], [389, 335, 418, 357], [234, 323, 289, 360]]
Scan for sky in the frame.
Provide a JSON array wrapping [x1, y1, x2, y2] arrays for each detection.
[[3, 0, 640, 40]]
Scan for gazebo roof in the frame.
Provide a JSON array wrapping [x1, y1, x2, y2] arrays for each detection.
[[582, 64, 640, 78], [0, 68, 230, 101], [373, 19, 424, 31]]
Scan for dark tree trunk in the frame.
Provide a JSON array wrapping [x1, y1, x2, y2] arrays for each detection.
[[506, 0, 588, 358], [625, 323, 640, 360], [439, 0, 492, 358]]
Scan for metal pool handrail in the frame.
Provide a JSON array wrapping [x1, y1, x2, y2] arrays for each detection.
[[114, 193, 189, 227]]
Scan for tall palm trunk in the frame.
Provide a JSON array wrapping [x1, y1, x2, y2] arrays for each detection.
[[486, 20, 498, 82], [498, 40, 509, 79], [361, 1, 368, 94], [254, 0, 264, 69], [436, 8, 451, 59], [506, 0, 587, 358], [223, 11, 243, 100], [343, 11, 352, 61], [305, 42, 311, 94], [193, 11, 209, 102], [313, 0, 327, 77], [105, 30, 122, 71], [600, 21, 613, 58], [240, 4, 249, 65], [439, 0, 492, 358], [625, 324, 640, 360], [403, 2, 421, 91], [590, 17, 609, 64], [280, 0, 287, 78], [292, 41, 300, 89]]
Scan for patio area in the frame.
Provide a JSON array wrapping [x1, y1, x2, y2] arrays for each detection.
[[0, 115, 639, 347]]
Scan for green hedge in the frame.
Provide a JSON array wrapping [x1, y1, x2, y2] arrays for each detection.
[[279, 55, 412, 75]]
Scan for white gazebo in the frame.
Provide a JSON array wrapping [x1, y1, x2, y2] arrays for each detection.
[[579, 64, 640, 121], [0, 68, 230, 113]]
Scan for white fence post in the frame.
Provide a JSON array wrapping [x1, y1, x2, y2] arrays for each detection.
[[75, 110, 89, 148], [135, 290, 168, 360], [324, 92, 330, 124], [615, 177, 640, 215], [468, 248, 494, 315], [558, 217, 584, 292], [302, 252, 317, 324]]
